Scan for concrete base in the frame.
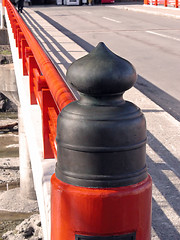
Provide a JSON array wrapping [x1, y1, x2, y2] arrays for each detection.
[[0, 64, 16, 91], [0, 63, 19, 105], [19, 106, 37, 201], [0, 29, 9, 45]]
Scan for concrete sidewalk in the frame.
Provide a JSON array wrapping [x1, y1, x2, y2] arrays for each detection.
[[111, 2, 180, 19], [16, 4, 180, 239]]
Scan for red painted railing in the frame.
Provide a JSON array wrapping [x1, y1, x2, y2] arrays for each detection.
[[4, 0, 76, 159], [144, 0, 179, 8]]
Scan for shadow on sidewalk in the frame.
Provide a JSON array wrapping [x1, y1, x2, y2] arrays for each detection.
[[147, 130, 180, 239]]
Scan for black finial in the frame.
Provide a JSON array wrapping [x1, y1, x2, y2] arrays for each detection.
[[67, 42, 137, 96], [56, 43, 147, 188]]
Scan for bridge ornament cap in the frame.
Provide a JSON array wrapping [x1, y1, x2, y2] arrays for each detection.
[[56, 42, 147, 188], [66, 42, 136, 96]]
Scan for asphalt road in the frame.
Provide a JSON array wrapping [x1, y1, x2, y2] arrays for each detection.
[[31, 4, 180, 121]]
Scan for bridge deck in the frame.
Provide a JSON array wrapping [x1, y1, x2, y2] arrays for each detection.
[[6, 5, 180, 240]]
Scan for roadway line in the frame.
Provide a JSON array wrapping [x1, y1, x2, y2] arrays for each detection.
[[81, 11, 92, 14], [146, 30, 180, 42], [102, 17, 121, 23]]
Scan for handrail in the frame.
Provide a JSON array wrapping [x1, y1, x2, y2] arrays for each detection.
[[144, 0, 179, 8], [4, 0, 76, 159]]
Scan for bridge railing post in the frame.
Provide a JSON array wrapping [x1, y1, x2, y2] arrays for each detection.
[[1, 0, 5, 29], [51, 43, 152, 240], [175, 0, 178, 8]]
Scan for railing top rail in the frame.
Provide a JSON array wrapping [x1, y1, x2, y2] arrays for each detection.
[[5, 0, 75, 111]]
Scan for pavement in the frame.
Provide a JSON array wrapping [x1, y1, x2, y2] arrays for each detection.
[[4, 2, 180, 240], [111, 2, 180, 19]]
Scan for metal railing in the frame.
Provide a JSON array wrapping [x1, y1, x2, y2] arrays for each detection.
[[144, 0, 180, 8], [4, 0, 76, 159]]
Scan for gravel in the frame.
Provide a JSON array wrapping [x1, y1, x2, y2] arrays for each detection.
[[0, 157, 43, 240], [2, 214, 43, 240]]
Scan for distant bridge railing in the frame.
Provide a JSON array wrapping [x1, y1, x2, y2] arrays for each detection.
[[3, 0, 75, 160], [144, 0, 180, 8]]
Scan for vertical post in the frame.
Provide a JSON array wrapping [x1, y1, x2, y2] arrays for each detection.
[[175, 0, 178, 7], [1, 0, 5, 29], [28, 55, 38, 104], [18, 106, 36, 200], [21, 39, 28, 75], [51, 43, 152, 240], [42, 89, 55, 159]]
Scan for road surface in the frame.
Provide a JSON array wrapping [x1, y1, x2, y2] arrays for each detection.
[[25, 4, 180, 121]]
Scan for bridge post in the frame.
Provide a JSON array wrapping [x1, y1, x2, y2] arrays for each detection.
[[1, 0, 5, 29], [18, 106, 36, 200], [51, 43, 152, 240]]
